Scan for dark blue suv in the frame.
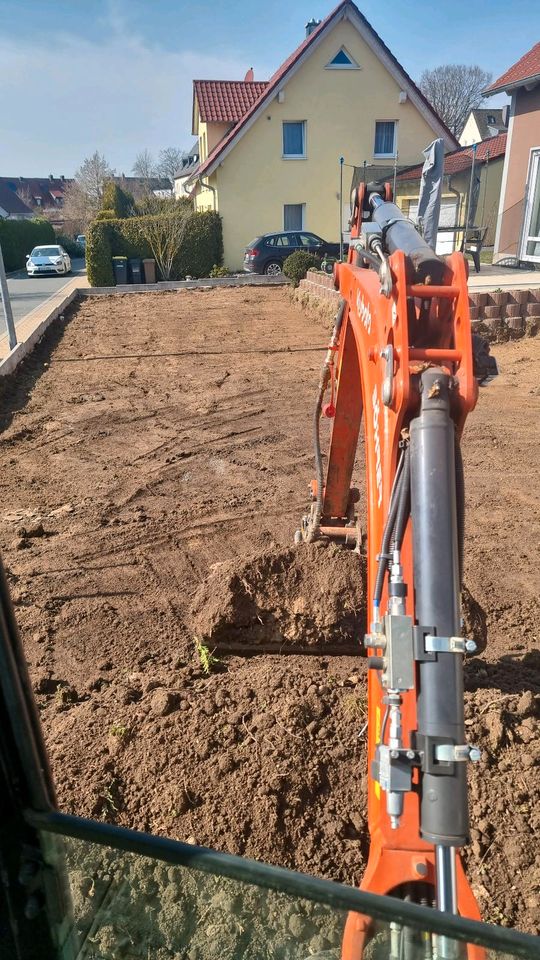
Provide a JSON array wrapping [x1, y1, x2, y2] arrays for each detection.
[[243, 231, 344, 275]]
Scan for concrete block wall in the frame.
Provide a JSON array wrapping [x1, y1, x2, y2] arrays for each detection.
[[469, 288, 540, 340], [297, 271, 540, 342], [298, 270, 341, 304]]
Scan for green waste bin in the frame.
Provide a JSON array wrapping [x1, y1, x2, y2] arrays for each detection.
[[142, 259, 156, 284], [112, 257, 128, 285]]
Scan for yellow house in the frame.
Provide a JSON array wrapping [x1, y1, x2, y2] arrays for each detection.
[[188, 0, 458, 270]]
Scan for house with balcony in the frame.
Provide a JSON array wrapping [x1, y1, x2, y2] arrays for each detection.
[[396, 132, 507, 251], [483, 41, 540, 265], [187, 0, 457, 270]]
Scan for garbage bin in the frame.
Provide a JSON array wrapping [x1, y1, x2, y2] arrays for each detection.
[[128, 258, 142, 284], [142, 258, 156, 284], [112, 256, 128, 285]]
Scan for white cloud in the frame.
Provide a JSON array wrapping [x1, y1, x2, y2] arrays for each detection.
[[0, 17, 270, 175]]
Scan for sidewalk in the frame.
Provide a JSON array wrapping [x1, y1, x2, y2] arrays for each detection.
[[0, 273, 89, 373], [468, 263, 539, 291]]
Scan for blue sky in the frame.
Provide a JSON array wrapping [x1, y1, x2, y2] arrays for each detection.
[[1, 0, 537, 176]]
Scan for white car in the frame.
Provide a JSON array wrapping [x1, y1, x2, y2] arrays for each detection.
[[26, 245, 71, 277]]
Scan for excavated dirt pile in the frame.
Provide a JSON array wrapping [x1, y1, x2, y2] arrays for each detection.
[[190, 544, 365, 652], [0, 289, 539, 941]]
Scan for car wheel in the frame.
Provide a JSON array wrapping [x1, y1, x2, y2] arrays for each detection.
[[264, 261, 282, 276]]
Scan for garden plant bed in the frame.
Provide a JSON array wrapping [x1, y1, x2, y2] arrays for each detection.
[[0, 288, 539, 940]]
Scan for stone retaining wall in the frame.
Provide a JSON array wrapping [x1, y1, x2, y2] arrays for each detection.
[[298, 270, 540, 342], [469, 289, 540, 340]]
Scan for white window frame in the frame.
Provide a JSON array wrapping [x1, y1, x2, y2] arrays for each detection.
[[520, 146, 540, 264], [283, 203, 305, 231], [325, 46, 360, 70], [282, 121, 307, 160], [374, 120, 398, 159]]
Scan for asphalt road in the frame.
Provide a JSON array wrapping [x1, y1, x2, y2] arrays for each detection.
[[2, 258, 86, 333]]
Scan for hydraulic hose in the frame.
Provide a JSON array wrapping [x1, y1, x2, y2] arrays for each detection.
[[372, 449, 407, 609], [390, 445, 411, 555], [305, 299, 346, 542]]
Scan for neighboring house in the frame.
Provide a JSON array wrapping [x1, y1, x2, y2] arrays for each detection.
[[484, 41, 540, 265], [174, 142, 200, 198], [187, 0, 458, 269], [459, 108, 508, 146], [396, 133, 507, 250], [112, 175, 173, 200], [0, 175, 71, 227], [0, 182, 34, 220]]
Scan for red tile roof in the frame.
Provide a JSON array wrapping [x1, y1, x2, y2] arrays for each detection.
[[193, 0, 457, 181], [485, 42, 540, 95], [194, 80, 268, 124], [397, 132, 507, 181]]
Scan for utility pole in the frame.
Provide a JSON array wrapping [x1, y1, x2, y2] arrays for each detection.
[[0, 244, 17, 351]]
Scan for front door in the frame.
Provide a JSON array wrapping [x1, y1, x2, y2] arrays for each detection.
[[521, 147, 540, 264]]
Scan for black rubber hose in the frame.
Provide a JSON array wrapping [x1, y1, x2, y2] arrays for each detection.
[[373, 450, 406, 606], [454, 435, 465, 587], [390, 445, 411, 554], [306, 300, 346, 542]]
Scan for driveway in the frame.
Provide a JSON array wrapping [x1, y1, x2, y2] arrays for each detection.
[[2, 258, 86, 336]]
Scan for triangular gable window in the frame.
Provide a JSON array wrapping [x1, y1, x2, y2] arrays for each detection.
[[326, 47, 360, 69]]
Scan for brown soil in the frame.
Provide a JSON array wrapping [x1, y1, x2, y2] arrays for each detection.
[[0, 288, 539, 935]]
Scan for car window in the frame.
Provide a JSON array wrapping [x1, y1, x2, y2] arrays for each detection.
[[299, 233, 322, 246], [275, 235, 293, 247], [31, 247, 61, 257], [265, 236, 276, 246]]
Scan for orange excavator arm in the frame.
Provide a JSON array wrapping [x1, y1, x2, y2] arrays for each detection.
[[298, 182, 498, 959]]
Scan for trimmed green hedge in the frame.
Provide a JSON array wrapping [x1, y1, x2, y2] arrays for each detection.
[[0, 218, 55, 271], [86, 211, 223, 286]]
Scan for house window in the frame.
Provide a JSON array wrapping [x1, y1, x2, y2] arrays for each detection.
[[326, 47, 360, 69], [283, 122, 306, 158], [284, 204, 304, 231], [374, 121, 397, 157]]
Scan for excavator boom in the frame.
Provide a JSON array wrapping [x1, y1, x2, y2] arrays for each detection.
[[298, 182, 497, 958]]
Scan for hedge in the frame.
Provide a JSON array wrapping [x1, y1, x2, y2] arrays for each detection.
[[283, 250, 321, 286], [0, 218, 55, 271], [86, 211, 223, 286]]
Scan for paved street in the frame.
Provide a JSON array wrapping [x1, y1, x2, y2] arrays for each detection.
[[1, 258, 86, 338]]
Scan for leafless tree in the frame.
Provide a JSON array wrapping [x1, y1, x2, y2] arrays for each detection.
[[419, 65, 493, 136], [61, 152, 115, 232], [132, 149, 157, 180], [137, 206, 190, 279], [157, 147, 184, 187], [61, 182, 96, 235], [75, 151, 115, 206]]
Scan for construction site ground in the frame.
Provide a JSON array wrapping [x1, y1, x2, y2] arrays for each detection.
[[0, 288, 539, 936]]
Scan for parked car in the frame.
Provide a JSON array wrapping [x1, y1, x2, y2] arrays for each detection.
[[243, 231, 347, 275], [76, 235, 86, 251], [26, 245, 71, 277]]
